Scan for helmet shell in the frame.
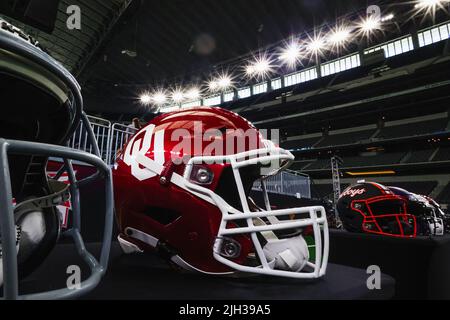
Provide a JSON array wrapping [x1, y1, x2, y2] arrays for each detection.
[[113, 107, 266, 272]]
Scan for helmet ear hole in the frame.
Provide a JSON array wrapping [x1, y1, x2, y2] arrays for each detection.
[[15, 204, 60, 279]]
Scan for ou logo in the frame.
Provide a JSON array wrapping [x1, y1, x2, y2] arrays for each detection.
[[123, 125, 166, 181]]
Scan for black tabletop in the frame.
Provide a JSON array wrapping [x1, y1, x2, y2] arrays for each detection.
[[329, 229, 450, 299], [18, 242, 395, 300]]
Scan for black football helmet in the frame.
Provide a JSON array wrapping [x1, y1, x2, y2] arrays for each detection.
[[423, 195, 450, 233], [388, 187, 447, 236], [337, 182, 416, 237]]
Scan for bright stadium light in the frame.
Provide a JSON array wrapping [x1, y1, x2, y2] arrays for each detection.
[[185, 87, 201, 100], [207, 72, 233, 92], [254, 57, 271, 76], [171, 89, 185, 103], [151, 90, 167, 105], [356, 15, 383, 38], [217, 74, 233, 90], [279, 40, 302, 68], [245, 64, 256, 77], [304, 30, 329, 62], [412, 0, 450, 20], [306, 36, 326, 55], [328, 25, 352, 47], [415, 0, 446, 9], [208, 80, 219, 92], [245, 54, 275, 79], [360, 16, 381, 32], [139, 92, 152, 105], [381, 13, 395, 22]]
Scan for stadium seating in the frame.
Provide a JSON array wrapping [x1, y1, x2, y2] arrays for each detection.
[[433, 147, 450, 162], [290, 160, 315, 171], [377, 118, 448, 140], [386, 181, 438, 196], [302, 152, 407, 171], [281, 136, 321, 150], [405, 149, 436, 163], [305, 159, 331, 170], [284, 114, 449, 207], [341, 152, 406, 167], [316, 129, 376, 148]]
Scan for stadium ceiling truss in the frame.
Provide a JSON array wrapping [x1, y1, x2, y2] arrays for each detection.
[[0, 0, 133, 77]]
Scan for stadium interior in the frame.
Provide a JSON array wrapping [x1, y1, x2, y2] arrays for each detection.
[[2, 0, 450, 301], [4, 0, 447, 209], [97, 4, 450, 212]]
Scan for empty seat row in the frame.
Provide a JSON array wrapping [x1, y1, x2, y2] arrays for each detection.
[[376, 118, 448, 140], [283, 118, 448, 150], [316, 129, 376, 148]]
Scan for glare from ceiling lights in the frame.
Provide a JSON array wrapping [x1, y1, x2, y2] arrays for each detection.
[[245, 54, 275, 79], [185, 87, 201, 100], [415, 0, 447, 9], [381, 13, 395, 22], [139, 92, 152, 105], [208, 80, 219, 92], [328, 25, 352, 47], [356, 15, 383, 38], [151, 91, 167, 105], [279, 40, 303, 68], [171, 89, 185, 103], [208, 72, 233, 92], [306, 34, 326, 57], [217, 74, 233, 90], [245, 65, 256, 77], [412, 0, 449, 21]]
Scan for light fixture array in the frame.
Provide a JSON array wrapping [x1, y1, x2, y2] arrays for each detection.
[[137, 0, 448, 107]]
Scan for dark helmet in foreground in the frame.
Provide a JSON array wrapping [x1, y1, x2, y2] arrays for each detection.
[[0, 18, 113, 299]]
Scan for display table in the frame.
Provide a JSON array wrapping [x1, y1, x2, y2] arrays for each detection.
[[19, 242, 395, 300], [329, 229, 450, 299]]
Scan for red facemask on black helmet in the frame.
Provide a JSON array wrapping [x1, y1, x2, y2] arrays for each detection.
[[337, 182, 417, 237]]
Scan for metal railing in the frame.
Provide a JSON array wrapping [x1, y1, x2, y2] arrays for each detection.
[[69, 116, 138, 165], [106, 123, 138, 165], [253, 170, 311, 199], [70, 115, 112, 163]]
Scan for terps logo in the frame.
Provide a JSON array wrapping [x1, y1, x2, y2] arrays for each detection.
[[341, 188, 366, 198]]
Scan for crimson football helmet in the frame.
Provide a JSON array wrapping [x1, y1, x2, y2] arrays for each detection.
[[0, 19, 113, 299], [337, 182, 417, 237], [113, 107, 329, 279]]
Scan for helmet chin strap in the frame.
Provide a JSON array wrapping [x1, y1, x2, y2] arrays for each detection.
[[251, 217, 309, 272], [248, 197, 309, 272], [262, 235, 310, 272], [13, 180, 70, 213]]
